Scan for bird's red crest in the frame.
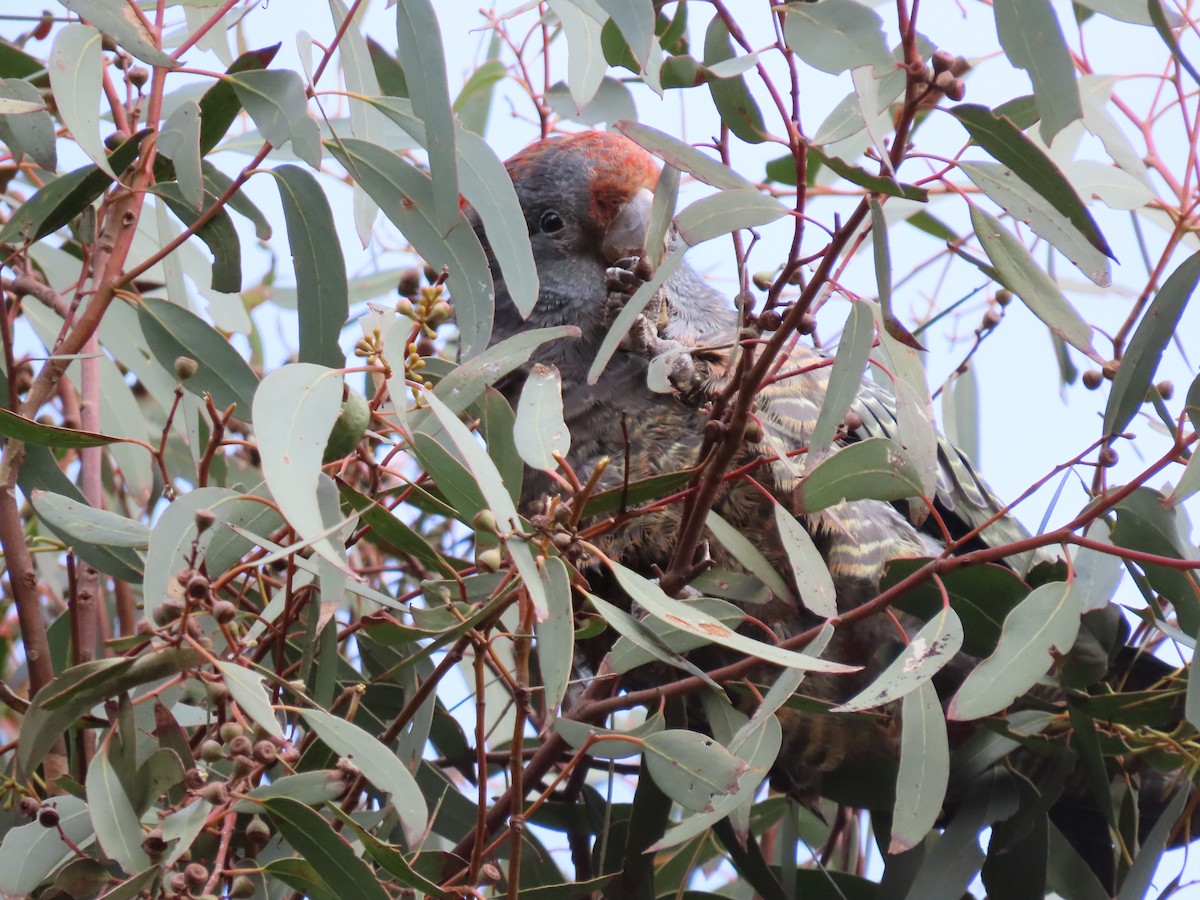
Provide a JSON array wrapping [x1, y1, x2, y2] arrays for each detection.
[[506, 131, 660, 230]]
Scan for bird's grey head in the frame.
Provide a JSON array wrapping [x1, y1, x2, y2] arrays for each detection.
[[477, 131, 660, 345]]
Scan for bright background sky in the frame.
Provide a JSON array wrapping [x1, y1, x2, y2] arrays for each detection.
[[4, 0, 1199, 894]]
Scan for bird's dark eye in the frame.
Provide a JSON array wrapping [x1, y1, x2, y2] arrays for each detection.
[[538, 210, 564, 234]]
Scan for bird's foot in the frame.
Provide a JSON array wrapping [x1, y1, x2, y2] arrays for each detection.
[[604, 257, 702, 396]]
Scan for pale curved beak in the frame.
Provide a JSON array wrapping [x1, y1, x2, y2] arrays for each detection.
[[601, 187, 654, 263]]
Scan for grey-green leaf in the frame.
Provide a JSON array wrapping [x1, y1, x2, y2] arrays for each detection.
[[890, 681, 949, 853], [394, 0, 459, 232], [993, 0, 1082, 143], [1104, 249, 1200, 437], [0, 78, 56, 171], [328, 138, 494, 358], [270, 165, 348, 368], [253, 363, 349, 570], [642, 730, 748, 812], [969, 206, 1099, 360], [300, 708, 428, 844], [616, 120, 756, 190], [675, 188, 789, 245], [158, 100, 204, 209], [808, 301, 874, 457], [836, 607, 964, 712], [705, 510, 794, 604], [49, 25, 113, 177], [86, 741, 151, 875], [215, 660, 284, 739], [422, 389, 548, 619], [138, 296, 258, 417], [783, 0, 894, 75], [795, 437, 925, 514], [952, 104, 1111, 260], [608, 561, 856, 673], [228, 70, 321, 167], [32, 491, 150, 549], [772, 505, 837, 618], [515, 364, 570, 471], [948, 581, 1083, 720], [262, 798, 390, 900], [61, 0, 177, 67]]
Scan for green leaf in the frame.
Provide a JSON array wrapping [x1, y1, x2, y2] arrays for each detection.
[[0, 407, 124, 448], [269, 165, 348, 368], [960, 161, 1110, 285], [338, 481, 454, 574], [454, 57, 505, 135], [0, 78, 56, 170], [783, 0, 893, 74], [1104, 249, 1200, 436], [228, 70, 321, 167], [595, 0, 656, 71], [328, 138, 494, 358], [806, 143, 928, 201], [31, 491, 150, 549], [703, 17, 768, 143], [394, 0, 459, 232], [885, 560, 1030, 658], [890, 681, 949, 853], [0, 38, 43, 79], [993, 0, 1082, 142], [0, 130, 146, 244], [299, 708, 428, 844], [608, 561, 856, 673], [514, 364, 570, 471], [137, 296, 258, 417], [158, 101, 203, 209], [150, 182, 242, 292], [643, 730, 749, 812], [1116, 777, 1190, 900], [197, 45, 281, 157], [948, 581, 1083, 720], [86, 741, 151, 875], [261, 798, 390, 900], [160, 798, 210, 867], [332, 812, 447, 897], [555, 713, 666, 760], [836, 608, 964, 712], [61, 0, 177, 68], [953, 104, 1110, 259], [675, 188, 789, 245], [253, 364, 351, 571], [969, 206, 1099, 360], [232, 771, 344, 813], [772, 505, 837, 618], [1109, 487, 1200, 634], [215, 660, 284, 738], [795, 437, 924, 514], [366, 37, 408, 98], [265, 857, 341, 900], [48, 25, 112, 177], [652, 716, 783, 850]]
